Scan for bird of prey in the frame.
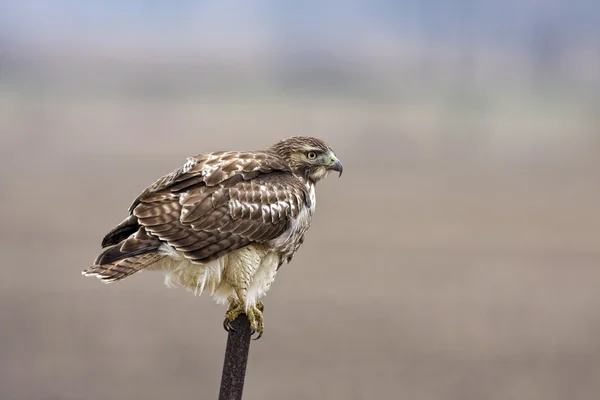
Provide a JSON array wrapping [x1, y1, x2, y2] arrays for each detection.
[[83, 136, 342, 337]]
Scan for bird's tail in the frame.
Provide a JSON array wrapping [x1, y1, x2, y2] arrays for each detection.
[[83, 253, 163, 282], [83, 226, 163, 282]]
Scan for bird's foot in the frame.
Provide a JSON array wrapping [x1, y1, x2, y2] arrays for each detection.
[[255, 301, 264, 312], [222, 301, 265, 340], [246, 302, 264, 340], [223, 300, 244, 333]]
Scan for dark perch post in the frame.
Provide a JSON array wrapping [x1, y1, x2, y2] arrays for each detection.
[[218, 314, 252, 400]]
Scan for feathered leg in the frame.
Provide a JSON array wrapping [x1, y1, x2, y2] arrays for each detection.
[[221, 249, 266, 338]]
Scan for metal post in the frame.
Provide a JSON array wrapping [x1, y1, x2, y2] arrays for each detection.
[[218, 314, 252, 400]]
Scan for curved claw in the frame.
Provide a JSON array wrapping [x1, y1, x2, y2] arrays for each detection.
[[223, 318, 236, 333], [224, 300, 264, 338]]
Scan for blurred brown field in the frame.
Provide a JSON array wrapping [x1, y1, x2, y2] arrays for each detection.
[[1, 87, 599, 399]]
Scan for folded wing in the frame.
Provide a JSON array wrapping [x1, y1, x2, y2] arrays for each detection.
[[131, 151, 309, 263]]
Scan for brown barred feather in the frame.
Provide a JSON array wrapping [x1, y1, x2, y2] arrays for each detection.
[[130, 168, 309, 263], [101, 215, 139, 247], [93, 227, 161, 266], [83, 253, 163, 282]]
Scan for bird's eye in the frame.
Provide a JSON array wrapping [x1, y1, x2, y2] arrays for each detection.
[[307, 151, 318, 160]]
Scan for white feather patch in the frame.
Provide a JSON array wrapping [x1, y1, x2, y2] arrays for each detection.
[[182, 158, 197, 173], [150, 244, 280, 307]]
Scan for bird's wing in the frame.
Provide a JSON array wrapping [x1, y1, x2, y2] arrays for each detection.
[[128, 151, 291, 213], [130, 153, 309, 263]]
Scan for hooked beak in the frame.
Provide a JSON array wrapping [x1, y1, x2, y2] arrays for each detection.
[[328, 157, 343, 177]]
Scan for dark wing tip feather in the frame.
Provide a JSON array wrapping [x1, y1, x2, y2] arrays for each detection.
[[95, 227, 161, 265], [101, 215, 140, 247]]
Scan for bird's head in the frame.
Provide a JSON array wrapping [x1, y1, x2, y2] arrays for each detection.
[[268, 136, 343, 183]]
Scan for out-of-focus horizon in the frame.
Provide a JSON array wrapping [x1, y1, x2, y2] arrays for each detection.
[[1, 2, 599, 400], [2, 1, 599, 166]]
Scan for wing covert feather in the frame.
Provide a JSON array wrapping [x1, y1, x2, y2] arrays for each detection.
[[131, 153, 308, 263]]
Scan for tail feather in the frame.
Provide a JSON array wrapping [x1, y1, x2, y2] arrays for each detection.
[[83, 253, 163, 282], [85, 226, 163, 282]]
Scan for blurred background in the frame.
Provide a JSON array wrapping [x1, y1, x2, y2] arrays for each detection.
[[1, 1, 599, 399]]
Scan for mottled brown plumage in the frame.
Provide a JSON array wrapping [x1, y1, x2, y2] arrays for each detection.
[[83, 136, 342, 335]]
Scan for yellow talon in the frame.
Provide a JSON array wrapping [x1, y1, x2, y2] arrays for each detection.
[[256, 301, 264, 312], [224, 299, 245, 331], [223, 298, 265, 338]]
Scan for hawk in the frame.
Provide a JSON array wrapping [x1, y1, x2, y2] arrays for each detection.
[[83, 136, 342, 338]]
